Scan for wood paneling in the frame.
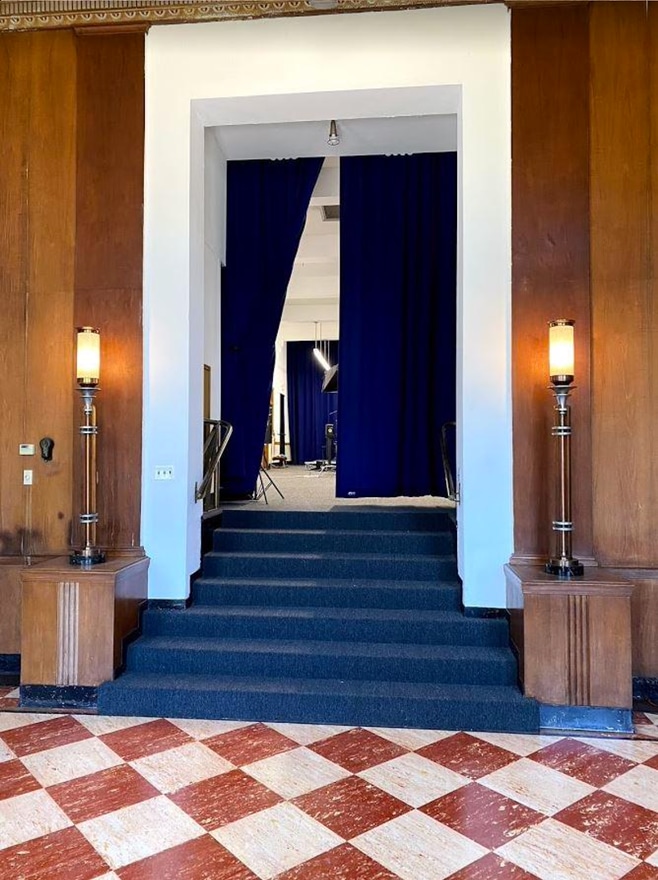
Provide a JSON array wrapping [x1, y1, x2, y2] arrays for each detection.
[[509, 565, 634, 709], [511, 6, 593, 564], [26, 32, 77, 556], [590, 2, 657, 567], [0, 35, 32, 557], [0, 561, 24, 654], [74, 34, 145, 551]]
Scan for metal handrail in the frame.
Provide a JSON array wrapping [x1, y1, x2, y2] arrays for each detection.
[[195, 419, 233, 508], [440, 421, 458, 502]]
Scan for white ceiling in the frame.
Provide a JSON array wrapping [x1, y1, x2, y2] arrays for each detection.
[[212, 113, 457, 160]]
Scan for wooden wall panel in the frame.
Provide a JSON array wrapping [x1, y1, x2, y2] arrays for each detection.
[[0, 35, 31, 557], [74, 33, 145, 551], [25, 32, 77, 556], [590, 3, 656, 567], [511, 6, 593, 564]]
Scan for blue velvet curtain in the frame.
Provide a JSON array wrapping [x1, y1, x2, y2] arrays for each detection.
[[337, 152, 457, 498], [287, 340, 339, 463], [220, 158, 323, 497]]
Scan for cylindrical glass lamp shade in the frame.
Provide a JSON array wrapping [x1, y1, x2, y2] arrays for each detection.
[[76, 327, 101, 386], [549, 319, 575, 384]]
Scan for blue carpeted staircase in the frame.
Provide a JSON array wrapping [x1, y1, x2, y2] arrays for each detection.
[[98, 507, 539, 732]]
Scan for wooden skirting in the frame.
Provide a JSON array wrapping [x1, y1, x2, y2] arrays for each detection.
[[21, 555, 148, 688], [505, 564, 634, 709]]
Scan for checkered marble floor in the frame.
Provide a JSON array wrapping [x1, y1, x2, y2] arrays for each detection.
[[1, 688, 658, 880]]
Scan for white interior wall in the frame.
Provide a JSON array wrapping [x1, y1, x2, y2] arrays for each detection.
[[203, 129, 226, 418], [143, 5, 512, 605]]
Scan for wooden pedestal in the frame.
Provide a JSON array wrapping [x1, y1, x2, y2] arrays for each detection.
[[505, 564, 634, 709], [20, 555, 148, 689]]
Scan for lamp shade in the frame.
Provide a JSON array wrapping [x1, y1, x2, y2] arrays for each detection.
[[548, 319, 575, 384], [76, 327, 101, 386]]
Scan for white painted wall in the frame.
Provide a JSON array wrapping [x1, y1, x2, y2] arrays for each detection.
[[143, 5, 512, 605], [203, 129, 226, 419]]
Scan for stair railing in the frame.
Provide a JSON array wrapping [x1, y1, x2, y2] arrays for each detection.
[[440, 421, 458, 502], [195, 419, 233, 510]]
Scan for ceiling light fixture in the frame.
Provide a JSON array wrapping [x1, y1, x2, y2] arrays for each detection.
[[327, 119, 340, 147]]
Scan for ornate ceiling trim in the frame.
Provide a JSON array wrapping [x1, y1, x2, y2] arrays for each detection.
[[0, 0, 495, 33]]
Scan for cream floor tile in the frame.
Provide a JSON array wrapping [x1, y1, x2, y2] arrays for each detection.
[[77, 795, 205, 871], [0, 712, 52, 732], [603, 764, 658, 812], [576, 736, 658, 763], [244, 745, 350, 799], [264, 722, 352, 745], [169, 718, 252, 739], [131, 741, 234, 793], [469, 731, 563, 757], [358, 752, 468, 808], [73, 715, 155, 736], [366, 726, 454, 750], [6, 689, 19, 699], [353, 809, 488, 880], [21, 736, 124, 787], [647, 847, 658, 868], [496, 817, 639, 880], [479, 757, 595, 815], [212, 801, 343, 879], [0, 739, 15, 762], [0, 789, 72, 849]]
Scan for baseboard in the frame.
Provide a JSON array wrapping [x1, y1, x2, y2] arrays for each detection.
[[148, 598, 190, 610], [20, 684, 97, 710], [0, 653, 20, 673], [462, 607, 509, 619], [539, 703, 633, 734], [633, 677, 658, 705]]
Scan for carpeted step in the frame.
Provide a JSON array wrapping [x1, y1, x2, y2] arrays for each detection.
[[97, 672, 539, 733], [220, 508, 454, 533], [125, 636, 518, 686], [213, 528, 454, 556], [202, 551, 457, 582], [141, 605, 508, 646], [192, 576, 462, 611]]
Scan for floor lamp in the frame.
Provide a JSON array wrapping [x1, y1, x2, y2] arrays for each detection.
[[545, 319, 583, 577], [70, 327, 106, 566]]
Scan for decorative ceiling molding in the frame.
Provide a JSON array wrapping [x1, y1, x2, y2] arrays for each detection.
[[0, 0, 497, 33]]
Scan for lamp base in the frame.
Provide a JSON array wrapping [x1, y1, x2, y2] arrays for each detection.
[[69, 549, 106, 567], [545, 558, 584, 578]]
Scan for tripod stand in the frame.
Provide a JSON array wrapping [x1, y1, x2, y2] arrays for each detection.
[[254, 466, 284, 504]]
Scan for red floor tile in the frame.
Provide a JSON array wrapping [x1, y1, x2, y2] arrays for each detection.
[[204, 723, 297, 766], [530, 737, 636, 787], [171, 768, 282, 830], [643, 752, 658, 770], [99, 718, 193, 761], [48, 763, 160, 824], [554, 789, 658, 859], [0, 757, 41, 801], [293, 775, 411, 839], [309, 728, 407, 773], [0, 826, 109, 880], [276, 843, 402, 879], [417, 732, 518, 780], [421, 782, 545, 849], [117, 834, 258, 880], [621, 865, 658, 880], [444, 853, 541, 879], [0, 715, 92, 757]]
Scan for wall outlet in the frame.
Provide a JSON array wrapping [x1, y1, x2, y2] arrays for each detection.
[[23, 469, 33, 486], [155, 465, 174, 480]]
